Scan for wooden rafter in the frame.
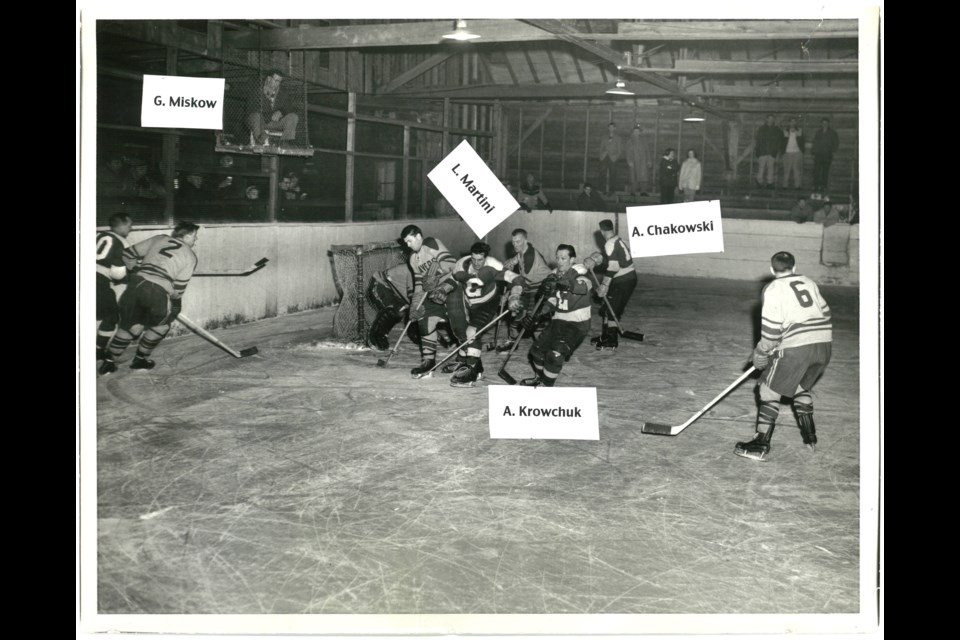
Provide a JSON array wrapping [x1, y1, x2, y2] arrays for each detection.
[[378, 52, 455, 94]]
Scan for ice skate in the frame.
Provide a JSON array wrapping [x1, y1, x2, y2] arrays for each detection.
[[450, 361, 482, 388], [734, 431, 772, 461], [130, 355, 156, 371], [410, 358, 436, 379]]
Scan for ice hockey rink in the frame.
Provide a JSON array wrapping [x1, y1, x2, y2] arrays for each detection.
[[95, 274, 860, 615]]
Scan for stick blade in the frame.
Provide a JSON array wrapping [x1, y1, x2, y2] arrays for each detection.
[[254, 257, 269, 267], [376, 359, 389, 368], [641, 422, 677, 436], [498, 369, 517, 385], [622, 331, 645, 342], [239, 347, 259, 357]]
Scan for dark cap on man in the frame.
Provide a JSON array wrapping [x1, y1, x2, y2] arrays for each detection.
[[599, 219, 614, 231]]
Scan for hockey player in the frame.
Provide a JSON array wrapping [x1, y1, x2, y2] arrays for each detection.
[[498, 228, 553, 352], [735, 251, 833, 461], [98, 222, 200, 374], [445, 242, 508, 387], [96, 213, 133, 360], [518, 245, 593, 387], [367, 262, 414, 351], [401, 224, 463, 378], [583, 219, 637, 350]]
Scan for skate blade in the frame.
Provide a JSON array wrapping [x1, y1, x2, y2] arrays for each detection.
[[806, 443, 817, 453], [733, 447, 769, 461], [450, 380, 478, 388], [411, 372, 434, 379]]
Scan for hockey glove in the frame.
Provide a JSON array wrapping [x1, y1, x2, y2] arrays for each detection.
[[582, 252, 604, 270], [428, 282, 455, 305], [596, 282, 609, 298], [538, 274, 559, 297], [520, 314, 540, 331], [167, 296, 183, 322], [752, 347, 771, 371], [409, 304, 426, 321], [521, 203, 532, 213]]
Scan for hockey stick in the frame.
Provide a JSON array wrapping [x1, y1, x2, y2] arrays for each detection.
[[422, 308, 512, 377], [497, 295, 547, 385], [485, 295, 508, 351], [588, 272, 644, 342], [194, 257, 269, 277], [641, 366, 757, 436], [176, 313, 259, 358]]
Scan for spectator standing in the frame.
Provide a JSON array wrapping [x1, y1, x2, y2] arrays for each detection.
[[781, 117, 805, 189], [755, 115, 782, 189], [658, 148, 680, 204], [625, 124, 651, 196], [597, 123, 624, 194], [678, 149, 702, 202], [811, 118, 840, 198]]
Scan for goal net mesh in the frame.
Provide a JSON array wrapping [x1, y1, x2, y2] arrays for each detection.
[[331, 242, 408, 343]]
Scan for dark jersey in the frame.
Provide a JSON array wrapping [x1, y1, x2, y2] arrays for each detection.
[[452, 256, 505, 307], [546, 265, 593, 322], [96, 231, 128, 281], [602, 235, 635, 280]]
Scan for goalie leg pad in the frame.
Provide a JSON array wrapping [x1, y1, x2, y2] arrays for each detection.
[[368, 307, 402, 350]]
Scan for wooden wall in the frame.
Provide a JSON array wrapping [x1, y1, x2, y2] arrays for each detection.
[[503, 103, 859, 201]]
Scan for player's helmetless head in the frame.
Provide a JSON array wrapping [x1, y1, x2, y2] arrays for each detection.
[[665, 148, 676, 159], [400, 224, 423, 252], [525, 173, 536, 186], [173, 221, 200, 248], [770, 251, 796, 275], [599, 219, 615, 239], [108, 213, 133, 238], [555, 245, 576, 273], [511, 228, 528, 253], [470, 242, 490, 271]]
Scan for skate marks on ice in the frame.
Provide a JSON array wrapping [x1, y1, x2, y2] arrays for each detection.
[[96, 277, 861, 614]]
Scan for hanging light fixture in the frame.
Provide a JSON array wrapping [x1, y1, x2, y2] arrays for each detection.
[[442, 19, 481, 41], [683, 103, 706, 122], [605, 66, 634, 96]]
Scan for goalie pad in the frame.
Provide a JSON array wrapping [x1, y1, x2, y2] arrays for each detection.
[[368, 307, 402, 350], [367, 271, 408, 313]]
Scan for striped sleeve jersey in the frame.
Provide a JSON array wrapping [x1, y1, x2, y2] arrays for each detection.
[[759, 274, 832, 351], [408, 237, 455, 293], [122, 234, 199, 298], [96, 231, 128, 281], [546, 264, 593, 323], [602, 235, 635, 280]]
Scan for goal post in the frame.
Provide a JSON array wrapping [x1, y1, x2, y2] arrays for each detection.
[[330, 242, 408, 344]]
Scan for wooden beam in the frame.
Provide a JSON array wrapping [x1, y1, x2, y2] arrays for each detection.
[[509, 108, 553, 155], [389, 82, 859, 101], [402, 125, 410, 217], [345, 92, 356, 222], [378, 51, 455, 94], [521, 45, 541, 84], [545, 48, 563, 84], [521, 19, 731, 120], [616, 19, 858, 41], [225, 20, 564, 49], [669, 60, 857, 74]]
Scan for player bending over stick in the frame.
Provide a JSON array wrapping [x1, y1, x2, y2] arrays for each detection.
[[99, 222, 200, 374], [583, 219, 637, 350], [96, 213, 133, 360], [401, 225, 467, 379], [498, 228, 553, 352], [444, 242, 518, 387], [735, 251, 833, 461], [517, 245, 593, 387]]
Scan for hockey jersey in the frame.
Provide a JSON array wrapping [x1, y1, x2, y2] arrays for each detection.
[[409, 237, 455, 293], [546, 264, 593, 323], [506, 244, 552, 286], [123, 234, 198, 298], [602, 234, 635, 280], [759, 274, 832, 351], [96, 231, 128, 281], [452, 256, 504, 307]]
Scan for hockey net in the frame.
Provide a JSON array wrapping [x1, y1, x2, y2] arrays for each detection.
[[331, 242, 408, 344]]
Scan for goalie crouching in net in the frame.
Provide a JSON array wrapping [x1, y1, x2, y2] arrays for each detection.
[[516, 245, 593, 387], [367, 263, 419, 351]]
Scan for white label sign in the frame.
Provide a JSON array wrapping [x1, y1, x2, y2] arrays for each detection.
[[141, 75, 225, 130], [625, 200, 725, 258], [489, 386, 599, 440], [427, 140, 520, 239]]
